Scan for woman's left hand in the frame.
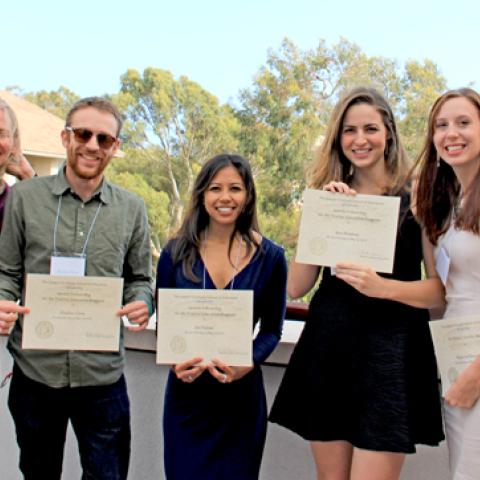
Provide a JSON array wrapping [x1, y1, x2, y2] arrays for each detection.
[[335, 262, 388, 299], [207, 358, 254, 384], [445, 361, 480, 409]]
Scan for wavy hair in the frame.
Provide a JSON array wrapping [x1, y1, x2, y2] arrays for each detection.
[[415, 87, 480, 244], [171, 153, 260, 282], [307, 87, 409, 194]]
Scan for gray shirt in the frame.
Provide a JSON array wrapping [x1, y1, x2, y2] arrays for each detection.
[[0, 168, 153, 387]]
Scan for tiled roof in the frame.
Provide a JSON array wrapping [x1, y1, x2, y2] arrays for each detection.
[[0, 89, 65, 159]]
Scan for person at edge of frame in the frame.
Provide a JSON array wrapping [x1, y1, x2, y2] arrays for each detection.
[[0, 96, 154, 480], [415, 87, 480, 480]]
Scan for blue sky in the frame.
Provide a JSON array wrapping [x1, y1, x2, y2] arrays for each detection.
[[3, 0, 478, 104]]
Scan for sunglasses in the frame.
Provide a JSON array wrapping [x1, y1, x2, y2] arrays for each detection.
[[66, 126, 117, 149]]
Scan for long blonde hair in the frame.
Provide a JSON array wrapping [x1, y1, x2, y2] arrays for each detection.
[[307, 87, 409, 194]]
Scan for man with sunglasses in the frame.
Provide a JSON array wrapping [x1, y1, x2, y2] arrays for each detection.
[[0, 97, 153, 480]]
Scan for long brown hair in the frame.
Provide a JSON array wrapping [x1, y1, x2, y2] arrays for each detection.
[[171, 153, 260, 282], [415, 88, 480, 244], [307, 87, 409, 194]]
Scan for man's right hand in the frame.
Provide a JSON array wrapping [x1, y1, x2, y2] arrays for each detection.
[[0, 301, 29, 335]]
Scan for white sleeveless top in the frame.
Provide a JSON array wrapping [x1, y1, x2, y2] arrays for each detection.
[[436, 223, 480, 318]]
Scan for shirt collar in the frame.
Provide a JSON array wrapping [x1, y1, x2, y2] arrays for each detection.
[[52, 164, 112, 204]]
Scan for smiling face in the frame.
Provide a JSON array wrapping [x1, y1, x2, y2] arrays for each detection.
[[433, 96, 480, 176], [61, 106, 120, 184], [203, 165, 247, 229], [340, 103, 388, 173]]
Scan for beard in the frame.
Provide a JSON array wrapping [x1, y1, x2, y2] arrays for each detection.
[[67, 151, 109, 180]]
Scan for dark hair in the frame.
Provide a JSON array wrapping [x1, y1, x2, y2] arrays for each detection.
[[65, 97, 123, 136], [171, 153, 260, 282], [415, 88, 480, 244], [308, 86, 409, 194]]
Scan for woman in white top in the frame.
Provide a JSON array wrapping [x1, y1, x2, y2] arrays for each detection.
[[416, 87, 480, 480]]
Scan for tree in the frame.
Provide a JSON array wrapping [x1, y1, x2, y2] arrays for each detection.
[[399, 60, 447, 157], [113, 68, 240, 234], [23, 86, 80, 119], [236, 38, 447, 255]]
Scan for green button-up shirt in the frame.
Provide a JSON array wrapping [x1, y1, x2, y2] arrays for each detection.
[[0, 168, 153, 387]]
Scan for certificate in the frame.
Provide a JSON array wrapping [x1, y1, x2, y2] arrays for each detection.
[[156, 289, 253, 366], [296, 189, 400, 273], [22, 274, 124, 351], [429, 315, 480, 396]]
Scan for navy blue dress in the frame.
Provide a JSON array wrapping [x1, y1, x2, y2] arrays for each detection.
[[269, 193, 444, 453], [156, 237, 287, 480]]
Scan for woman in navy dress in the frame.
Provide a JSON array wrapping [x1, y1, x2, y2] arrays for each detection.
[[269, 87, 444, 480], [156, 153, 287, 480]]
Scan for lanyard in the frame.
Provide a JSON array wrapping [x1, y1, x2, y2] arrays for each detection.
[[53, 194, 102, 256], [202, 231, 242, 290]]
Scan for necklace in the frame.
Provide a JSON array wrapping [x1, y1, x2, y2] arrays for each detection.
[[202, 230, 243, 289]]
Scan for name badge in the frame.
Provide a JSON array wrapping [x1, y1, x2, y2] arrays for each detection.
[[435, 246, 450, 286], [50, 255, 86, 276]]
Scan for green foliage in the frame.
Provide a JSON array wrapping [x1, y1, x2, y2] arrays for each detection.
[[106, 167, 170, 248], [258, 204, 300, 261], [236, 38, 447, 255], [399, 60, 447, 158], [112, 68, 240, 231], [23, 86, 80, 119], [15, 38, 448, 264]]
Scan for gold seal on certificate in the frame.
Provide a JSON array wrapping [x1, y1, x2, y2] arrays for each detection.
[[22, 274, 124, 351], [156, 289, 253, 366], [296, 189, 400, 273], [429, 315, 480, 396]]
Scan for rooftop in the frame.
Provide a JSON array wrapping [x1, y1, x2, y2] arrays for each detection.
[[0, 90, 65, 159]]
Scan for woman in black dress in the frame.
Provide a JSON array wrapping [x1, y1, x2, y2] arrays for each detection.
[[269, 87, 445, 480]]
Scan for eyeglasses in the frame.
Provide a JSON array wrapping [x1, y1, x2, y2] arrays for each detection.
[[65, 126, 117, 149]]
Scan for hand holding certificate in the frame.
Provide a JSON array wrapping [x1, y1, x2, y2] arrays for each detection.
[[296, 189, 400, 273], [156, 289, 253, 366], [429, 315, 480, 396], [22, 274, 124, 351]]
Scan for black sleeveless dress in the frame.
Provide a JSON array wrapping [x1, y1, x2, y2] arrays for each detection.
[[269, 194, 444, 453]]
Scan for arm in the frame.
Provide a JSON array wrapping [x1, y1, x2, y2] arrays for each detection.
[[445, 356, 480, 408], [121, 199, 154, 331], [208, 248, 288, 383], [6, 135, 35, 180], [155, 244, 176, 290], [0, 186, 25, 302], [6, 155, 35, 180], [288, 261, 320, 298], [252, 249, 288, 364], [0, 188, 28, 334], [335, 231, 445, 309]]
